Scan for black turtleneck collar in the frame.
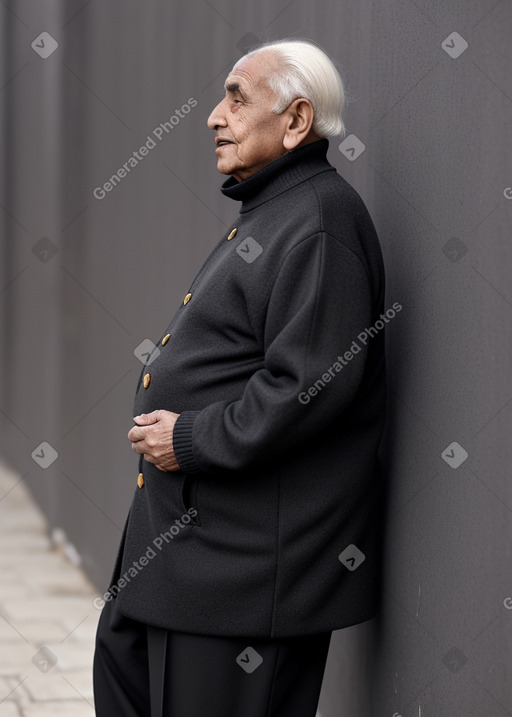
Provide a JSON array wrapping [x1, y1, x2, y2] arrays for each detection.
[[220, 138, 335, 213]]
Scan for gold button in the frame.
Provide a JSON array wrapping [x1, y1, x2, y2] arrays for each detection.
[[227, 227, 238, 240], [137, 473, 144, 488], [143, 373, 151, 389], [161, 333, 171, 346], [183, 293, 192, 305]]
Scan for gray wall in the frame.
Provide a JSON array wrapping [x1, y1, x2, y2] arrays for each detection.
[[1, 1, 511, 715]]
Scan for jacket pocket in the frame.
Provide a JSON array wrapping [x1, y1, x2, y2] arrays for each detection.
[[180, 474, 200, 526]]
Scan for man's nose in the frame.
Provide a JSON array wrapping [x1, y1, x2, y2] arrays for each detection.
[[207, 99, 227, 130]]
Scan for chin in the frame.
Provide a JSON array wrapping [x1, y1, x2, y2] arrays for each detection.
[[217, 160, 236, 176]]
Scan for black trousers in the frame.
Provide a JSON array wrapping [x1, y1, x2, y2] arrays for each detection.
[[93, 597, 332, 717]]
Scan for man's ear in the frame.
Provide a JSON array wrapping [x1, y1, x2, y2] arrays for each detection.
[[282, 98, 316, 150]]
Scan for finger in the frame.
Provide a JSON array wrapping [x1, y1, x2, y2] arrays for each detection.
[[133, 411, 159, 424]]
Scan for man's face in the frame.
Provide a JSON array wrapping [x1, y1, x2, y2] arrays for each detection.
[[207, 52, 292, 182]]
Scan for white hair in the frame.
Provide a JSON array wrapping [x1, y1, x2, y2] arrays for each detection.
[[234, 38, 346, 138]]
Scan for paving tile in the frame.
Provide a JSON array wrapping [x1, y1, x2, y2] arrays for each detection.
[[0, 536, 52, 551], [0, 461, 99, 713], [60, 669, 94, 699], [61, 616, 100, 643], [20, 701, 94, 716], [0, 642, 35, 673], [0, 676, 18, 701], [0, 621, 69, 644], [2, 598, 96, 623], [22, 572, 94, 596], [0, 618, 32, 643], [0, 514, 46, 534], [21, 671, 92, 702], [36, 641, 95, 672], [0, 676, 30, 704], [0, 586, 34, 602], [0, 555, 70, 571]]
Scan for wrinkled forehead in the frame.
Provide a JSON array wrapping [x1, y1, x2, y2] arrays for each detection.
[[224, 51, 280, 95]]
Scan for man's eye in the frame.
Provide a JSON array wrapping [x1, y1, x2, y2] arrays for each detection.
[[219, 93, 242, 104]]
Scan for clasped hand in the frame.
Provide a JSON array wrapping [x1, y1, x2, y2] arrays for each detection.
[[127, 410, 181, 472]]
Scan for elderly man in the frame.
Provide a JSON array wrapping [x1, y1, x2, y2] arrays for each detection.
[[93, 38, 387, 717]]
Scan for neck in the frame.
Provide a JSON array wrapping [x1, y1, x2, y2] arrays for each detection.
[[220, 138, 334, 213]]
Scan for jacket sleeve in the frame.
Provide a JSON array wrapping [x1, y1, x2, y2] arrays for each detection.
[[172, 231, 373, 474]]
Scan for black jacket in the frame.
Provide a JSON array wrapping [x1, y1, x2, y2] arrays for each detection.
[[110, 138, 388, 638]]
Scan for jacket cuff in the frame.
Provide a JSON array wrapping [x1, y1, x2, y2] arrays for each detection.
[[173, 410, 202, 473]]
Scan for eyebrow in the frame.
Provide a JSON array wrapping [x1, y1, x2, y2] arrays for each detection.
[[224, 81, 247, 100]]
